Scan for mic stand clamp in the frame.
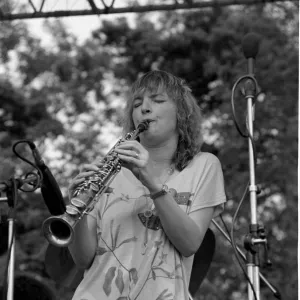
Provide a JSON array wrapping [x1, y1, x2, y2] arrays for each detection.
[[257, 225, 272, 268], [244, 77, 256, 99]]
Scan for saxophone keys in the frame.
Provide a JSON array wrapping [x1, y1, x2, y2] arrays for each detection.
[[66, 205, 81, 216], [90, 183, 100, 192], [71, 198, 87, 209], [90, 176, 99, 182], [106, 155, 114, 161]]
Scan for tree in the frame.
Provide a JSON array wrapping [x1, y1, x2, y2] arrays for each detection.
[[0, 2, 297, 300]]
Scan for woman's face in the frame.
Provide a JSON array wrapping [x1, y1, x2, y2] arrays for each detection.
[[131, 86, 178, 145]]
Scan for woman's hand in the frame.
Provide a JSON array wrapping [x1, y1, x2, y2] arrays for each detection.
[[114, 140, 160, 192], [68, 160, 103, 199]]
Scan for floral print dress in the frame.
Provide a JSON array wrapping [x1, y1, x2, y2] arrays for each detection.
[[71, 152, 226, 300]]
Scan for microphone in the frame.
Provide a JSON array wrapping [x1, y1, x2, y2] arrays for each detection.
[[29, 142, 66, 216], [241, 33, 261, 98], [242, 32, 261, 74]]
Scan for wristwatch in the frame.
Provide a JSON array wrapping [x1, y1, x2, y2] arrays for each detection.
[[150, 184, 169, 200]]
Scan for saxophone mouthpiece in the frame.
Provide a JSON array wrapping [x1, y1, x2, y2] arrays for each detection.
[[137, 120, 149, 132]]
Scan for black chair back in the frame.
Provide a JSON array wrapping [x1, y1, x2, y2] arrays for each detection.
[[189, 228, 216, 297]]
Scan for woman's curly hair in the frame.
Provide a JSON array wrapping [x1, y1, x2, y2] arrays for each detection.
[[121, 70, 203, 171]]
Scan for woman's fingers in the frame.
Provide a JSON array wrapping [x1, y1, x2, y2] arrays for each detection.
[[116, 140, 143, 152], [115, 140, 145, 159], [91, 157, 105, 167], [114, 148, 139, 159], [80, 164, 99, 173], [71, 170, 98, 189], [116, 153, 138, 163], [68, 165, 100, 198], [69, 177, 85, 191], [114, 140, 149, 170]]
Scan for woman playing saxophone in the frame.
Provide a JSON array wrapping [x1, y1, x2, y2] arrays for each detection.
[[65, 70, 226, 300]]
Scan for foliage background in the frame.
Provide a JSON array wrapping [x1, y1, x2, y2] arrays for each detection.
[[0, 2, 298, 300]]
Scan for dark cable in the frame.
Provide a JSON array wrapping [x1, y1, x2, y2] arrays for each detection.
[[12, 140, 42, 191], [231, 75, 258, 134]]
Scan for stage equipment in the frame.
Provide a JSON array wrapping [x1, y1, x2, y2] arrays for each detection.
[[212, 219, 281, 299], [0, 139, 64, 300], [0, 0, 294, 21], [0, 141, 42, 300], [29, 143, 66, 216], [230, 32, 274, 300]]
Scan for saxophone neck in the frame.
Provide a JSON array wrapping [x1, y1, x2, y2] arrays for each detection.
[[121, 121, 148, 141], [137, 120, 149, 133]]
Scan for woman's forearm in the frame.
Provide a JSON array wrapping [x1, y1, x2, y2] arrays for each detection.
[[68, 214, 97, 270], [153, 193, 203, 257]]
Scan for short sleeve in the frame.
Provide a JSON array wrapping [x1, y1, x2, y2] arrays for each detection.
[[189, 155, 226, 218]]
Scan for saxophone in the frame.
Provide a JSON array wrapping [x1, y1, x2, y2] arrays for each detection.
[[42, 121, 149, 247]]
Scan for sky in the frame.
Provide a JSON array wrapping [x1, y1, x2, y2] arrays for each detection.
[[18, 0, 137, 45], [24, 15, 107, 45]]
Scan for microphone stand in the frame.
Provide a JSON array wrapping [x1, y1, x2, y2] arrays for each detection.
[[229, 33, 273, 300], [0, 179, 18, 300], [243, 59, 264, 300], [0, 177, 36, 300], [211, 219, 280, 299]]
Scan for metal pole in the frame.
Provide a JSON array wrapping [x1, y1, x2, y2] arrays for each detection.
[[1, 179, 18, 300], [6, 211, 16, 300], [246, 94, 260, 300]]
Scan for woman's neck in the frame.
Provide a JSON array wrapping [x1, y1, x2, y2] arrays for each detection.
[[141, 137, 177, 169]]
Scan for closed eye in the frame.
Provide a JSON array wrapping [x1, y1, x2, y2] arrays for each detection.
[[133, 99, 165, 108], [133, 103, 141, 108]]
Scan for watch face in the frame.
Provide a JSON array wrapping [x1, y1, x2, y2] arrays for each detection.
[[162, 184, 168, 193]]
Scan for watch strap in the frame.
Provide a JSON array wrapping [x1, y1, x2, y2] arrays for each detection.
[[150, 184, 168, 200]]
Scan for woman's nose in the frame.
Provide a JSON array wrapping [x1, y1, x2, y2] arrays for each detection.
[[141, 99, 152, 114]]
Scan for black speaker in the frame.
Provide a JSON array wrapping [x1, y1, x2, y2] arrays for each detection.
[[0, 272, 57, 300]]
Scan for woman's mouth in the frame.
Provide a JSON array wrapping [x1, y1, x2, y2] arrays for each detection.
[[138, 120, 155, 131], [143, 119, 155, 124]]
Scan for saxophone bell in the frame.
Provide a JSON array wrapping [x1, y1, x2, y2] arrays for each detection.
[[43, 215, 74, 247]]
